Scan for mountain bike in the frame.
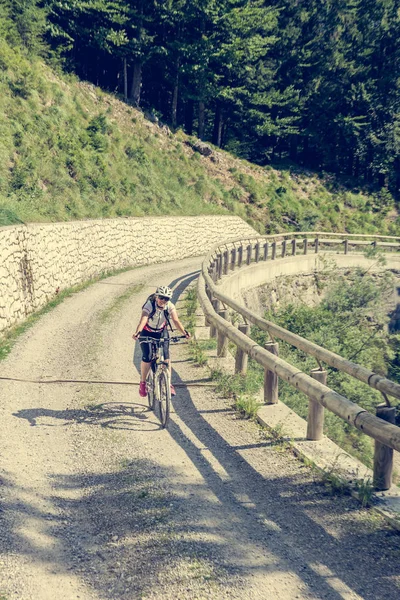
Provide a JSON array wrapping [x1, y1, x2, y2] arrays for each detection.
[[139, 335, 186, 428]]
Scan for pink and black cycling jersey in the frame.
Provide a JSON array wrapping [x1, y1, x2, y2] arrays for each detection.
[[142, 299, 175, 332]]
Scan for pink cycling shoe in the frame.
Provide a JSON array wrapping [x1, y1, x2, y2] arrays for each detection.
[[139, 381, 147, 397], [170, 385, 176, 397]]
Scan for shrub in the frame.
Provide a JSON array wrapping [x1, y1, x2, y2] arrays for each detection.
[[125, 144, 148, 164]]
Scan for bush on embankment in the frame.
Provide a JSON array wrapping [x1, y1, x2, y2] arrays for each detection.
[[251, 267, 399, 468]]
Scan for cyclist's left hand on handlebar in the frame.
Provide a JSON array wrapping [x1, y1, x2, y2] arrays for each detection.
[[184, 329, 191, 339], [132, 331, 141, 341]]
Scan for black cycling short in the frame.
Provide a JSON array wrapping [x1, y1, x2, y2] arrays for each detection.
[[139, 328, 170, 363]]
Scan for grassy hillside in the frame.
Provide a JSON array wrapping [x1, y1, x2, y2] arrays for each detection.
[[0, 39, 398, 235]]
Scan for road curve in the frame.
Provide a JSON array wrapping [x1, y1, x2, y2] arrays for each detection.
[[0, 256, 399, 600]]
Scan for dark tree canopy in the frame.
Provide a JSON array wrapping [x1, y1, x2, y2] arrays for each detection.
[[3, 0, 400, 199]]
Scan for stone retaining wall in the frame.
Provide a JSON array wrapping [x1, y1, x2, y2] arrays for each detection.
[[0, 216, 255, 333]]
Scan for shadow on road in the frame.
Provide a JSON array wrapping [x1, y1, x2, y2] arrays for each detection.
[[165, 367, 400, 600], [13, 401, 160, 431]]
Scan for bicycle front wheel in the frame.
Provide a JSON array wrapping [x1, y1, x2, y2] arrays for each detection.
[[158, 370, 170, 428], [146, 371, 155, 410]]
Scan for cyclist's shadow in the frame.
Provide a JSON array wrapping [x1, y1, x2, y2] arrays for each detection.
[[13, 399, 162, 431]]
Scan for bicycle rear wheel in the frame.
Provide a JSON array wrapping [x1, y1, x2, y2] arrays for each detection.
[[158, 370, 170, 428], [146, 370, 155, 410]]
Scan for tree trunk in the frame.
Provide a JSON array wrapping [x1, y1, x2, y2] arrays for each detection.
[[96, 55, 100, 87], [221, 121, 228, 149], [347, 152, 353, 177], [354, 154, 360, 179], [289, 136, 298, 161], [212, 103, 223, 147], [123, 58, 128, 101], [378, 172, 387, 188], [394, 157, 400, 200], [185, 99, 194, 135], [198, 101, 205, 140], [302, 136, 309, 165], [171, 58, 180, 128], [130, 60, 142, 107]]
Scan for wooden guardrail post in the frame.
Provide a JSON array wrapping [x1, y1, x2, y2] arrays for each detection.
[[264, 341, 279, 404], [204, 287, 212, 327], [304, 237, 308, 255], [211, 261, 217, 282], [246, 243, 252, 265], [238, 245, 243, 267], [271, 241, 277, 260], [315, 237, 319, 253], [255, 242, 260, 263], [307, 369, 327, 440], [282, 239, 287, 258], [217, 308, 229, 357], [217, 253, 223, 279], [212, 257, 217, 280], [210, 299, 220, 338], [235, 323, 250, 374], [230, 247, 237, 270], [344, 239, 349, 254], [223, 249, 229, 275], [373, 404, 397, 490], [292, 239, 297, 256], [213, 256, 218, 280], [263, 242, 268, 260]]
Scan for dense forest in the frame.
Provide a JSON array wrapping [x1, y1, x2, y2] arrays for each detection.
[[4, 0, 398, 200]]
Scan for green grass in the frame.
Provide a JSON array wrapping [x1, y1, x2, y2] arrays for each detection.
[[187, 338, 217, 367], [98, 283, 145, 323], [211, 367, 262, 398], [234, 394, 263, 419], [210, 368, 264, 420], [0, 38, 398, 235], [182, 286, 199, 335]]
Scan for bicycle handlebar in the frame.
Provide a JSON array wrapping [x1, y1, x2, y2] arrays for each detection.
[[138, 334, 188, 345], [170, 335, 188, 342]]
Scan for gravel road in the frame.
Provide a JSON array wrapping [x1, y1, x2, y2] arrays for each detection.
[[0, 256, 399, 600]]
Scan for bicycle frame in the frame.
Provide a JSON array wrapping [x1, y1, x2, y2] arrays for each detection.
[[139, 335, 186, 428]]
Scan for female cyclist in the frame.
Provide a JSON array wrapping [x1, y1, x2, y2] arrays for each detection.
[[132, 285, 190, 397]]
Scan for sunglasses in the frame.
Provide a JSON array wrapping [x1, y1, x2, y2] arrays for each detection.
[[157, 295, 169, 301]]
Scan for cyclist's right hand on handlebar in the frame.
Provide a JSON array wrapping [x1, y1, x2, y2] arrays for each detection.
[[132, 331, 141, 341]]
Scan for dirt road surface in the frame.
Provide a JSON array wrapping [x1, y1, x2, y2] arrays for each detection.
[[0, 257, 399, 600]]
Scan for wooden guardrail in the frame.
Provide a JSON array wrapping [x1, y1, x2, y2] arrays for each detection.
[[198, 232, 400, 491]]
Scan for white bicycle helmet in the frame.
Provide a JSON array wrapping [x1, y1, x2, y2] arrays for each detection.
[[156, 285, 172, 299]]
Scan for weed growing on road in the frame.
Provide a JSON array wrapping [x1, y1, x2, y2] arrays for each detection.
[[189, 340, 208, 366], [319, 465, 376, 508], [185, 287, 198, 315], [321, 465, 350, 496], [211, 368, 260, 398], [182, 287, 199, 334], [235, 394, 262, 419], [187, 557, 218, 583], [187, 338, 217, 367], [211, 368, 263, 420], [354, 477, 374, 508], [99, 283, 145, 322], [182, 287, 217, 366]]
